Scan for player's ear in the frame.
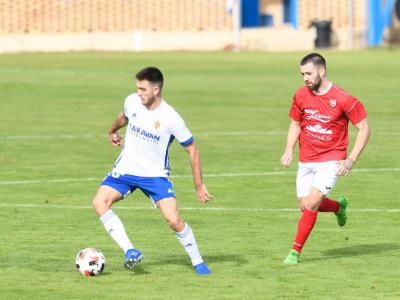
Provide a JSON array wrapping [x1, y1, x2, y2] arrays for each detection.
[[154, 85, 161, 96], [319, 66, 326, 77]]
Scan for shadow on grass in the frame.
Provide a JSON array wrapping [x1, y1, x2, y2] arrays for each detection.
[[321, 243, 400, 258], [98, 271, 113, 276], [126, 265, 150, 276], [144, 254, 248, 268], [108, 254, 248, 276], [205, 254, 249, 265]]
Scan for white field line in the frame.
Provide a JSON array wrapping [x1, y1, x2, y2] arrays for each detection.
[[0, 203, 399, 213], [1, 131, 399, 141], [1, 168, 400, 185], [0, 134, 102, 140], [0, 132, 283, 141]]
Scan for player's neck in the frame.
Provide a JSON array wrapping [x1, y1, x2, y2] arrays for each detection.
[[313, 79, 332, 96]]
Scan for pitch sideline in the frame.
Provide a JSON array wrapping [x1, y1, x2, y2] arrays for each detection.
[[1, 130, 399, 141], [0, 203, 399, 213], [1, 168, 400, 185]]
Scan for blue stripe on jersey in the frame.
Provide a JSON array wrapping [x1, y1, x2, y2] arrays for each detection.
[[113, 152, 123, 168], [164, 135, 175, 174], [180, 136, 194, 146]]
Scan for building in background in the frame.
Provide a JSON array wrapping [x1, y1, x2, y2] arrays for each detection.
[[0, 0, 399, 52]]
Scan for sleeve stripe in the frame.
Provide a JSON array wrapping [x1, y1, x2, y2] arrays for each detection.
[[346, 101, 357, 115], [180, 137, 194, 146]]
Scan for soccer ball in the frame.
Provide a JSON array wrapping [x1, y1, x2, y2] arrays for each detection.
[[75, 248, 105, 276]]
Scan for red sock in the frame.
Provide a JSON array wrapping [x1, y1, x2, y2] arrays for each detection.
[[293, 209, 318, 253], [318, 198, 340, 213]]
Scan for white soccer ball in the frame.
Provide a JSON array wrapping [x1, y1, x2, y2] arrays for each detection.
[[75, 248, 105, 276]]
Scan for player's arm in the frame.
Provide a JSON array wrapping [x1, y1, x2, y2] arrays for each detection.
[[281, 118, 301, 167], [183, 142, 213, 203], [337, 118, 371, 176], [108, 112, 128, 146]]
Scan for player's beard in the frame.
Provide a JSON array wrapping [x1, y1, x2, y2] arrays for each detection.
[[142, 95, 157, 108], [306, 76, 322, 91]]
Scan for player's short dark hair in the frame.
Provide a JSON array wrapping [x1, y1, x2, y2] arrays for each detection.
[[300, 53, 326, 69], [135, 67, 164, 88]]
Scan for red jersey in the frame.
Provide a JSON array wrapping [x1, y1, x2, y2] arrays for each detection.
[[289, 84, 367, 163]]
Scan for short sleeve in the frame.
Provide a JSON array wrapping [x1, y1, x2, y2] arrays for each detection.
[[288, 94, 302, 122], [123, 94, 140, 120], [342, 96, 367, 125], [170, 113, 193, 146], [123, 96, 130, 118]]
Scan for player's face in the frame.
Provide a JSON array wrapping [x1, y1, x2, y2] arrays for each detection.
[[136, 80, 160, 106], [300, 62, 324, 91]]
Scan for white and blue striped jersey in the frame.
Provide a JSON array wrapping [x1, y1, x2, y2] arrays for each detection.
[[112, 93, 193, 177]]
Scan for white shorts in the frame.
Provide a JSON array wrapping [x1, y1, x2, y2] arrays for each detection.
[[296, 161, 339, 198]]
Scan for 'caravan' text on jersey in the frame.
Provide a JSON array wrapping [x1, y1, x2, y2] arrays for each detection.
[[112, 93, 193, 177]]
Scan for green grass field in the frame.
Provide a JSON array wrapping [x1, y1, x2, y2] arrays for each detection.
[[0, 50, 399, 299]]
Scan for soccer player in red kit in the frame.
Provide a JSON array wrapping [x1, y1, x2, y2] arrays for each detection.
[[280, 53, 371, 264]]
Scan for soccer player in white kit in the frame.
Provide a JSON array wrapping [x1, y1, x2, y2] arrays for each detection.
[[92, 67, 213, 275]]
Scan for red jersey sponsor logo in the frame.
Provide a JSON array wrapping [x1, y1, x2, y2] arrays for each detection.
[[306, 124, 332, 135], [304, 109, 332, 123]]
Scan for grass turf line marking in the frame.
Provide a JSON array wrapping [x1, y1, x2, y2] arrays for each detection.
[[1, 131, 399, 141], [0, 203, 399, 213], [1, 168, 400, 185], [0, 132, 284, 140]]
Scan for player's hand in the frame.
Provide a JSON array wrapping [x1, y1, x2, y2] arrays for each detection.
[[280, 152, 293, 167], [109, 132, 123, 146], [336, 158, 354, 176], [196, 184, 213, 203]]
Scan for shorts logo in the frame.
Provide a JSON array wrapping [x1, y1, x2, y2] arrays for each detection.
[[329, 99, 336, 108], [111, 172, 121, 178], [167, 188, 174, 193]]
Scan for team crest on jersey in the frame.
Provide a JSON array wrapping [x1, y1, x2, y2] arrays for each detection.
[[131, 113, 137, 118], [329, 98, 336, 108], [155, 121, 160, 129]]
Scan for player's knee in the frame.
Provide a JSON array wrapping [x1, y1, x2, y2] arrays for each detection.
[[298, 198, 305, 212], [92, 195, 111, 210], [92, 196, 101, 209], [167, 217, 184, 232], [299, 195, 320, 211], [303, 204, 312, 211], [303, 202, 318, 211]]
